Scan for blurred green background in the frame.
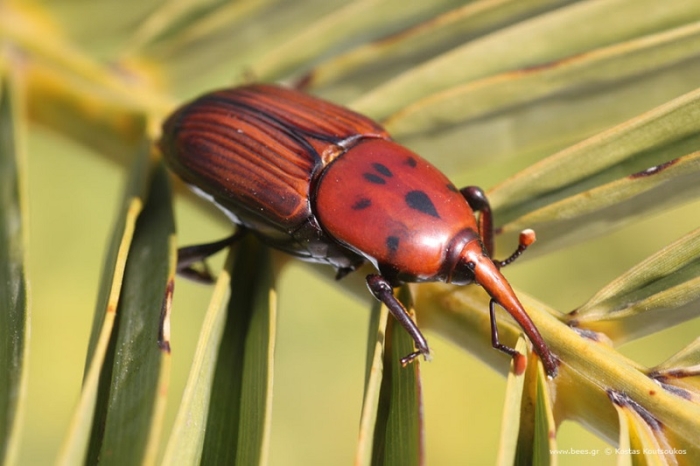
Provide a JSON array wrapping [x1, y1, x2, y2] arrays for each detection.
[[23, 121, 700, 465]]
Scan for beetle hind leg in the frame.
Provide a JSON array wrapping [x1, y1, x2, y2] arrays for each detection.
[[177, 229, 246, 283], [366, 274, 431, 365]]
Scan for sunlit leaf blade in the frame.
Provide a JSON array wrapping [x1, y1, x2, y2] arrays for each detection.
[[496, 338, 528, 466], [26, 66, 150, 166], [654, 338, 700, 373], [303, 0, 574, 90], [616, 417, 634, 466], [385, 21, 700, 138], [1, 6, 171, 164], [648, 338, 700, 403], [34, 0, 182, 55], [415, 283, 700, 455], [353, 0, 700, 120], [86, 160, 175, 465], [161, 249, 234, 464], [371, 287, 424, 466], [145, 257, 174, 466], [200, 236, 276, 466], [488, 88, 700, 254], [136, 0, 350, 95], [0, 70, 29, 466], [508, 151, 700, 256], [512, 348, 555, 466], [127, 0, 271, 92], [122, 0, 270, 55], [83, 148, 151, 369], [570, 227, 700, 343], [491, 86, 700, 213], [609, 390, 679, 466], [530, 365, 556, 466], [356, 304, 389, 466], [56, 146, 151, 466], [2, 5, 130, 93], [251, 0, 464, 82], [2, 6, 171, 108]]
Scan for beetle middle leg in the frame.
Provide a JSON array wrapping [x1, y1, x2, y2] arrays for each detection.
[[460, 186, 536, 269], [366, 274, 431, 365], [177, 229, 246, 283]]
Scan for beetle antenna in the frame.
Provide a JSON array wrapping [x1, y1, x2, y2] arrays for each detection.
[[495, 229, 536, 269]]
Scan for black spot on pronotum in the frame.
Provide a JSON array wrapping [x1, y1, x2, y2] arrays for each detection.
[[364, 162, 394, 184], [363, 173, 386, 184], [386, 236, 400, 253], [352, 198, 372, 210], [372, 163, 393, 177], [405, 190, 440, 218], [405, 157, 417, 167]]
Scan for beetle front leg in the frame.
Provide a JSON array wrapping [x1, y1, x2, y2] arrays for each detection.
[[177, 229, 246, 283], [460, 186, 495, 257], [366, 274, 431, 365], [460, 186, 536, 269]]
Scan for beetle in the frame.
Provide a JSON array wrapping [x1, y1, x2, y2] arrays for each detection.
[[159, 84, 558, 377]]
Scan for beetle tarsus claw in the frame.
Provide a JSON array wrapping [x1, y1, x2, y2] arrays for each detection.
[[177, 264, 216, 284], [400, 350, 429, 367], [176, 231, 245, 283]]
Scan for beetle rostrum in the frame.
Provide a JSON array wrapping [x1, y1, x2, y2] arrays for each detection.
[[159, 84, 558, 377]]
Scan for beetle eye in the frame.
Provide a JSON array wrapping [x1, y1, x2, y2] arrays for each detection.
[[450, 257, 476, 286]]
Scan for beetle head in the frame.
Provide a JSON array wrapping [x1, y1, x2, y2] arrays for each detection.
[[453, 236, 534, 334], [450, 234, 558, 376]]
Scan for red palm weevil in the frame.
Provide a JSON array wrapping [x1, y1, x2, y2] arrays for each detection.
[[159, 84, 558, 377]]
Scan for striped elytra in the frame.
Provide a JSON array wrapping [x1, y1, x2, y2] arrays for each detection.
[[160, 84, 557, 377]]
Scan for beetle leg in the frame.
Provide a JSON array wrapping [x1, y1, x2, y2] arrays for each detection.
[[177, 229, 246, 283], [366, 274, 431, 365], [488, 298, 519, 359], [460, 186, 536, 270], [460, 186, 494, 257], [334, 257, 365, 280]]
